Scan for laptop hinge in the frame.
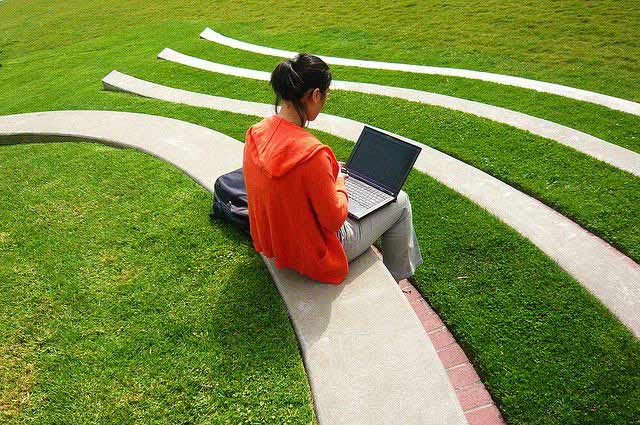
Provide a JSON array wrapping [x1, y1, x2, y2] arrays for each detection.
[[345, 168, 395, 197]]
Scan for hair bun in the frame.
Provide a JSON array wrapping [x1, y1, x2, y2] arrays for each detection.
[[284, 60, 303, 93], [269, 53, 332, 126]]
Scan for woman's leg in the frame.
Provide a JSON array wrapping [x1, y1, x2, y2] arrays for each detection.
[[337, 190, 424, 281]]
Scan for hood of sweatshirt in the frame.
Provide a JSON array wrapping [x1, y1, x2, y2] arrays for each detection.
[[246, 115, 329, 178]]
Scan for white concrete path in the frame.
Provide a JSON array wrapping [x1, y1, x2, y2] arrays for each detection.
[[103, 71, 640, 338], [157, 48, 640, 177], [201, 27, 640, 117], [0, 110, 467, 425]]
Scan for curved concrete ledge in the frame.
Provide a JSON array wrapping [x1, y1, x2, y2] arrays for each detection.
[[0, 110, 467, 425], [157, 48, 640, 176], [0, 110, 242, 190], [201, 27, 640, 117], [103, 71, 640, 338]]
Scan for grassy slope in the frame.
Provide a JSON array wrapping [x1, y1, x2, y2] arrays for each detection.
[[139, 48, 640, 262], [2, 4, 639, 262], [0, 142, 315, 424], [3, 108, 640, 424], [1, 0, 639, 423], [2, 0, 640, 154], [2, 91, 640, 425]]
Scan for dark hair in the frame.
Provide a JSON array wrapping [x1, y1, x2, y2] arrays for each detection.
[[270, 53, 332, 127]]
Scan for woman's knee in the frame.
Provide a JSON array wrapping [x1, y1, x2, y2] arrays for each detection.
[[396, 190, 408, 204], [396, 190, 412, 213]]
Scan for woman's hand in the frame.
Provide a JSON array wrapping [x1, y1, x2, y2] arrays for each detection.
[[337, 161, 349, 180]]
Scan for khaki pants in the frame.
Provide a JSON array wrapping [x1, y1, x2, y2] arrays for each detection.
[[337, 190, 424, 282]]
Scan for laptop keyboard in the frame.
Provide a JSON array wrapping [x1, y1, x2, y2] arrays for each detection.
[[345, 177, 389, 208]]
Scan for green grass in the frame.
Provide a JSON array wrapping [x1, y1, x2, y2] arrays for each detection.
[[1, 0, 640, 423], [1, 8, 639, 262], [3, 117, 639, 424], [2, 0, 639, 101], [2, 0, 640, 155], [324, 132, 640, 425], [134, 49, 640, 262], [0, 142, 315, 423]]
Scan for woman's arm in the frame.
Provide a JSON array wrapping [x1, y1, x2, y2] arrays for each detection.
[[304, 150, 349, 233]]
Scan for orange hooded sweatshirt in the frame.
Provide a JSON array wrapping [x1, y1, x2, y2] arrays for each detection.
[[243, 115, 349, 284]]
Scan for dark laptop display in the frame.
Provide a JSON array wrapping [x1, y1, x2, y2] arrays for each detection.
[[344, 126, 421, 219]]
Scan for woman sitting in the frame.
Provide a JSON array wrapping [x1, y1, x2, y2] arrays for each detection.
[[243, 53, 423, 284]]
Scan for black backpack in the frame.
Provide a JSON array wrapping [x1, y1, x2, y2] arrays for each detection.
[[209, 168, 251, 237]]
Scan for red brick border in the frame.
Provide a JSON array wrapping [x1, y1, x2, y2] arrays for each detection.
[[398, 278, 507, 425]]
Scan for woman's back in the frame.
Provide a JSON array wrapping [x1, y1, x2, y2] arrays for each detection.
[[243, 114, 349, 284]]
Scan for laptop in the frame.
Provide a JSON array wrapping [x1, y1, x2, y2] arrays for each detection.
[[343, 126, 422, 220]]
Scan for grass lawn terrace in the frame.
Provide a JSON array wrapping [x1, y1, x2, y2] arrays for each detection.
[[1, 1, 639, 424]]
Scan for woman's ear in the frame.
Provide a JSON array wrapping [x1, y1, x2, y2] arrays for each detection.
[[312, 88, 322, 103]]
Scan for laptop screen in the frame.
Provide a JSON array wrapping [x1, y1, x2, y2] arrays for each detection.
[[346, 126, 421, 195]]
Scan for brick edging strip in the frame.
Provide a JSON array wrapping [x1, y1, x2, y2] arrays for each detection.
[[398, 278, 507, 425]]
